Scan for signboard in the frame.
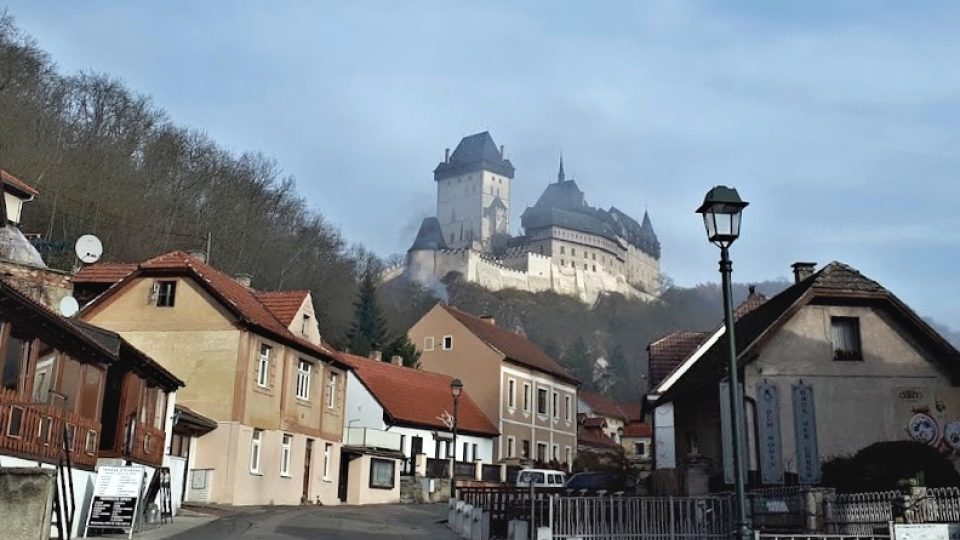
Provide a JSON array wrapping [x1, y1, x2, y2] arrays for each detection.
[[654, 403, 676, 469], [893, 523, 960, 540], [756, 381, 784, 484], [791, 382, 821, 484], [84, 466, 145, 539], [720, 380, 748, 485]]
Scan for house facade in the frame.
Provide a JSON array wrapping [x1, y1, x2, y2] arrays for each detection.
[[78, 251, 350, 506], [410, 304, 579, 468], [649, 262, 960, 488], [578, 390, 628, 443]]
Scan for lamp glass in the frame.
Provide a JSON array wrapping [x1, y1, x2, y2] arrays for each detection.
[[450, 379, 463, 397]]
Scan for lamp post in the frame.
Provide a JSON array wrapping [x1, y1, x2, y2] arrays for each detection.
[[696, 186, 751, 540], [450, 378, 463, 480]]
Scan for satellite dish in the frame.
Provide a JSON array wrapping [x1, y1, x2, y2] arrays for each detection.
[[74, 235, 103, 264], [58, 296, 80, 318]]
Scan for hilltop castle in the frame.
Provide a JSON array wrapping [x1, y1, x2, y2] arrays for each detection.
[[384, 132, 662, 303]]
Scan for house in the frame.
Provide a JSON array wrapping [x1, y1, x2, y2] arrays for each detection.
[[339, 352, 498, 489], [409, 304, 579, 468], [578, 390, 628, 442], [648, 261, 960, 489], [0, 279, 182, 537], [575, 414, 623, 471], [76, 251, 351, 505]]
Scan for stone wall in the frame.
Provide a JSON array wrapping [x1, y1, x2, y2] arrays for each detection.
[[0, 259, 73, 310], [0, 467, 56, 540]]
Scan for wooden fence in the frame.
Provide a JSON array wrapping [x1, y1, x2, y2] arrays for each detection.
[[0, 394, 99, 469]]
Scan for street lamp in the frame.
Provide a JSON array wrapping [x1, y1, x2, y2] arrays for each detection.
[[450, 378, 463, 479], [696, 186, 751, 540]]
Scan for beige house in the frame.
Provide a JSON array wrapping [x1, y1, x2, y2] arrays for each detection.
[[78, 251, 350, 505], [649, 261, 960, 488], [410, 304, 580, 467]]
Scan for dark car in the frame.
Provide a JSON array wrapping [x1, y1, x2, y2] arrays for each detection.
[[564, 471, 625, 492]]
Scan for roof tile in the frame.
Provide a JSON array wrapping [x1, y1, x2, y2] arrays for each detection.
[[1, 169, 39, 197], [255, 290, 309, 326]]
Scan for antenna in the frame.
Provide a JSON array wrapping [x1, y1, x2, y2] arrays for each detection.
[[58, 296, 79, 318], [74, 235, 103, 264]]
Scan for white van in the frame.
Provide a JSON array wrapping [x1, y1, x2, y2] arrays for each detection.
[[515, 469, 566, 489]]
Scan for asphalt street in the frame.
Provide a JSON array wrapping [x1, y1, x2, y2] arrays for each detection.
[[166, 503, 457, 539]]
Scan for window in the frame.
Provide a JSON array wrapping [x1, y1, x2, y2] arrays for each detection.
[[369, 458, 395, 489], [831, 317, 862, 360], [560, 260, 565, 266], [507, 379, 516, 409], [301, 314, 311, 336], [560, 246, 565, 255], [442, 336, 453, 350], [552, 392, 559, 418], [537, 443, 547, 462], [571, 248, 576, 257], [280, 434, 292, 476], [592, 252, 596, 260], [155, 280, 176, 307], [1, 327, 27, 392], [507, 436, 516, 457], [424, 337, 435, 351], [522, 383, 531, 412], [296, 360, 311, 400], [537, 388, 548, 415], [584, 263, 588, 270], [250, 429, 262, 474], [472, 443, 479, 462], [463, 442, 469, 461], [256, 345, 271, 388], [552, 444, 559, 461], [323, 443, 332, 480], [565, 447, 572, 467], [635, 442, 646, 456], [564, 396, 572, 421], [326, 372, 338, 408], [522, 439, 531, 458]]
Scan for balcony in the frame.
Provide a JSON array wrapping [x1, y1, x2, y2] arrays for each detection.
[[125, 422, 166, 468], [0, 388, 100, 469], [343, 427, 402, 452]]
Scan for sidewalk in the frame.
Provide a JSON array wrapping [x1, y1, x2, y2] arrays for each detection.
[[99, 510, 219, 539]]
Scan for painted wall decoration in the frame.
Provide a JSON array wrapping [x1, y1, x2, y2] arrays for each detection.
[[791, 381, 821, 484], [756, 381, 784, 485], [894, 386, 959, 470]]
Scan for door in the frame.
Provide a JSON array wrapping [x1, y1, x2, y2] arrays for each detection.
[[337, 451, 352, 502], [302, 439, 313, 502], [410, 436, 423, 475]]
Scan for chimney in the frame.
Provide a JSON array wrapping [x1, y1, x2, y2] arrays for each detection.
[[499, 145, 505, 159], [390, 355, 403, 366], [791, 262, 817, 284], [233, 273, 253, 287], [748, 285, 756, 295], [188, 250, 207, 263], [369, 350, 383, 362], [444, 148, 450, 163], [480, 315, 496, 326]]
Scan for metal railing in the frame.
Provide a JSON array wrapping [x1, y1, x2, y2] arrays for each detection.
[[749, 486, 811, 532], [903, 486, 960, 524], [824, 490, 899, 537], [343, 427, 403, 451]]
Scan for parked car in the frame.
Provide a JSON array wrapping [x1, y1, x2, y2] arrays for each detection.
[[516, 469, 566, 489], [564, 471, 625, 492]]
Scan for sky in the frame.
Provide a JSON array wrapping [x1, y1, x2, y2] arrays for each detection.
[[4, 1, 960, 327]]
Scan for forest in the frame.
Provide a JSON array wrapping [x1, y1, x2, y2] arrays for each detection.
[[1, 13, 956, 401]]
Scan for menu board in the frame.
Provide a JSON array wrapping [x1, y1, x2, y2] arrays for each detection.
[[84, 466, 145, 538]]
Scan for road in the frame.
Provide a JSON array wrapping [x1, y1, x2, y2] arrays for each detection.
[[167, 503, 457, 539]]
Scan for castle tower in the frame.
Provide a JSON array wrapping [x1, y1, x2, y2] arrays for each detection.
[[433, 132, 514, 251]]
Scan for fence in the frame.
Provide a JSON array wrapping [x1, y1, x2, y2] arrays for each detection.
[[482, 463, 502, 482], [823, 487, 960, 538], [904, 486, 960, 524], [454, 460, 477, 478], [426, 457, 449, 478], [0, 395, 100, 469], [542, 494, 735, 540], [750, 486, 810, 532]]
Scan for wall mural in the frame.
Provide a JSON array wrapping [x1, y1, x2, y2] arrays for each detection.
[[896, 387, 959, 468]]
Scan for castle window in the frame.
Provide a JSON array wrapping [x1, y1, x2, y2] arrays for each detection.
[[593, 265, 597, 272], [584, 264, 588, 270], [560, 260, 565, 266], [571, 248, 576, 256], [560, 246, 565, 255], [592, 253, 596, 260]]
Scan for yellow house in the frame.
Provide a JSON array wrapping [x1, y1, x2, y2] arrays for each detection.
[[78, 251, 349, 505]]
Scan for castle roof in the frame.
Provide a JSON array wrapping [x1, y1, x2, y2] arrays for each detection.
[[434, 131, 515, 181], [408, 217, 448, 252]]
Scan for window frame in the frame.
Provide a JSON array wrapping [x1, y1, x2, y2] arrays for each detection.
[[424, 337, 435, 351], [506, 436, 516, 458], [155, 280, 177, 308], [280, 433, 293, 477], [323, 442, 333, 481], [250, 429, 263, 474], [369, 457, 395, 489], [830, 316, 863, 361], [564, 395, 572, 421], [256, 345, 271, 388], [552, 392, 559, 419], [295, 359, 311, 401], [326, 371, 338, 409], [522, 383, 531, 413], [507, 378, 516, 409], [442, 335, 453, 350], [537, 388, 548, 415]]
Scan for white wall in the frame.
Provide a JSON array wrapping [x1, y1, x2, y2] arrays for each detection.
[[388, 425, 495, 464], [344, 372, 387, 432], [3, 192, 26, 224]]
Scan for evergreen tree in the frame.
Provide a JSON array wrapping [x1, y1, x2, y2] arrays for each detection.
[[562, 335, 594, 388], [382, 333, 421, 368], [346, 270, 388, 356]]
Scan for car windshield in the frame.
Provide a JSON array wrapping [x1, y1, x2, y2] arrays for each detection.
[[519, 472, 545, 483]]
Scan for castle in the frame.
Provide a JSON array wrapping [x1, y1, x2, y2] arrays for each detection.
[[384, 131, 662, 303]]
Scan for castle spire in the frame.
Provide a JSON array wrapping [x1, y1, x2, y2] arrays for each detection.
[[557, 154, 565, 183]]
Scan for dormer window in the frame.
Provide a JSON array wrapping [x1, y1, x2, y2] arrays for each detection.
[[831, 317, 862, 361], [301, 314, 311, 336], [155, 281, 176, 307]]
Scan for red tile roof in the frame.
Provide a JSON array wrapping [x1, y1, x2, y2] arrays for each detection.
[[82, 251, 343, 366], [648, 331, 710, 388], [73, 262, 138, 284], [255, 290, 309, 326], [623, 422, 652, 438], [618, 402, 644, 423], [577, 424, 621, 450], [579, 390, 627, 421], [441, 305, 579, 385], [580, 416, 607, 429], [338, 353, 498, 436], [734, 288, 768, 319], [1, 169, 39, 197]]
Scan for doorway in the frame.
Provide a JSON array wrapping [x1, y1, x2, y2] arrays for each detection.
[[302, 439, 313, 502], [409, 436, 423, 475], [338, 451, 355, 502]]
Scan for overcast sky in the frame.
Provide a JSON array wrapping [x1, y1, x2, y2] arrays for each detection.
[[5, 1, 959, 327]]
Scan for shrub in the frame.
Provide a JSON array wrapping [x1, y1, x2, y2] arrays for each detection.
[[821, 441, 960, 492]]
